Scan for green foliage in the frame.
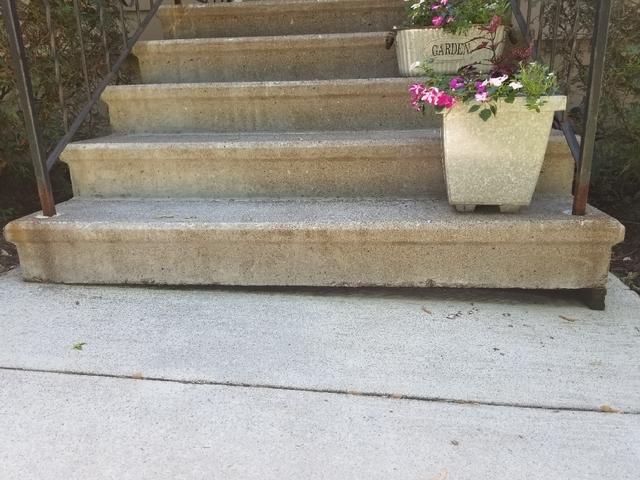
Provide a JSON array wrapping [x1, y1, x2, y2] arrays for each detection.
[[514, 62, 558, 111], [447, 0, 510, 33], [0, 0, 127, 176], [413, 61, 557, 120], [405, 0, 510, 32], [542, 0, 640, 206]]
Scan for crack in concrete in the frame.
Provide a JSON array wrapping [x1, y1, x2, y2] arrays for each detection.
[[1, 365, 636, 415]]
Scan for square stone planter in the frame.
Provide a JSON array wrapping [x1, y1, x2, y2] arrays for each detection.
[[442, 95, 567, 213], [395, 26, 505, 75]]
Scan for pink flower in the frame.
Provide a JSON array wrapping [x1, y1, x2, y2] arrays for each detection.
[[475, 91, 489, 102], [435, 92, 456, 109], [430, 3, 440, 10], [409, 83, 427, 110], [421, 87, 441, 105], [409, 83, 426, 97], [446, 16, 455, 23], [440, 0, 448, 5], [432, 15, 445, 27], [449, 76, 465, 90], [409, 83, 426, 103]]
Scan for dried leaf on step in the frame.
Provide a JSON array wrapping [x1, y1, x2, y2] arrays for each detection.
[[559, 315, 578, 322], [428, 469, 449, 480], [600, 404, 622, 413]]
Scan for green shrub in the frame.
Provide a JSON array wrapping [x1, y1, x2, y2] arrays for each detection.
[[0, 0, 127, 178], [541, 0, 640, 207], [0, 0, 131, 223]]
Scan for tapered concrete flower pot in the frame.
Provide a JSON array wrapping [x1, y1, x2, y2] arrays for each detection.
[[395, 26, 505, 75], [442, 95, 567, 213]]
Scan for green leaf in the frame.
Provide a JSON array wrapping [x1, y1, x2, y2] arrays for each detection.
[[468, 104, 481, 113], [490, 104, 498, 116], [479, 109, 492, 121], [504, 96, 515, 104]]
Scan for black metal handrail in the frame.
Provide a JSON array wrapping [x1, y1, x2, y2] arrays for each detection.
[[510, 0, 613, 215], [1, 0, 163, 217]]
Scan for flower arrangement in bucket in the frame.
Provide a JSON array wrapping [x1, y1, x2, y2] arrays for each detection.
[[393, 0, 511, 75], [410, 56, 567, 213]]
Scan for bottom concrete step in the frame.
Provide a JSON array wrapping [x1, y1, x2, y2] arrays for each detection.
[[5, 197, 624, 291]]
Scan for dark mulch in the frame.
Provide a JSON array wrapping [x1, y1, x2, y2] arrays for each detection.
[[0, 233, 18, 275], [610, 222, 640, 294]]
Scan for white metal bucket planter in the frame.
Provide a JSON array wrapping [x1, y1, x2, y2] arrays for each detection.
[[442, 95, 567, 213], [395, 26, 505, 75]]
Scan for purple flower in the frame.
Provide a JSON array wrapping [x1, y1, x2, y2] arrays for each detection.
[[430, 3, 440, 10], [432, 15, 445, 27], [449, 76, 465, 90], [475, 80, 488, 93]]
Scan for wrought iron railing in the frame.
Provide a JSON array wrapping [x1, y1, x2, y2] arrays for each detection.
[[510, 0, 613, 215], [2, 0, 613, 218], [1, 0, 165, 216]]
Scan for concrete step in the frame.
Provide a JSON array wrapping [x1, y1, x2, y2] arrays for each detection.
[[61, 130, 575, 198], [5, 196, 624, 290], [102, 78, 435, 134], [133, 32, 398, 83], [158, 0, 405, 39]]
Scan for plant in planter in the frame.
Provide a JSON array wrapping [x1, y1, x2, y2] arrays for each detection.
[[410, 61, 566, 213], [394, 0, 511, 75]]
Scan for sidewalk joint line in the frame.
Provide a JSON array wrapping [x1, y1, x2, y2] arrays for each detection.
[[1, 366, 636, 415]]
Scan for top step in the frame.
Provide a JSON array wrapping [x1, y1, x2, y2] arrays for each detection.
[[158, 0, 406, 39]]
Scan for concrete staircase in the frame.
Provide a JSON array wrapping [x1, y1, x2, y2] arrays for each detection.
[[4, 0, 624, 305]]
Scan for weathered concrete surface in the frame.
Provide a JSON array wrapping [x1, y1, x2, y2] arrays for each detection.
[[101, 78, 437, 133], [134, 33, 398, 83], [443, 96, 567, 210], [1, 368, 638, 480], [158, 0, 406, 39], [1, 268, 639, 412], [4, 196, 624, 289], [61, 130, 575, 198]]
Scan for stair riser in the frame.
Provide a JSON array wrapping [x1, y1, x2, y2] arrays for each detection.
[[134, 36, 399, 83], [159, 1, 405, 39], [62, 136, 574, 198], [103, 82, 436, 133], [11, 234, 612, 290]]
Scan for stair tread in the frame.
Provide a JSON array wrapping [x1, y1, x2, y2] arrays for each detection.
[[104, 77, 416, 96], [158, 0, 402, 17], [157, 0, 405, 39], [134, 31, 389, 52], [65, 130, 435, 149], [8, 197, 623, 244]]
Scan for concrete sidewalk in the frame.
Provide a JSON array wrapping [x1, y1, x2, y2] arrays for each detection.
[[1, 269, 639, 479]]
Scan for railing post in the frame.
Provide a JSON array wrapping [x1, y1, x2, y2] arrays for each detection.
[[1, 0, 56, 216], [572, 0, 613, 216]]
